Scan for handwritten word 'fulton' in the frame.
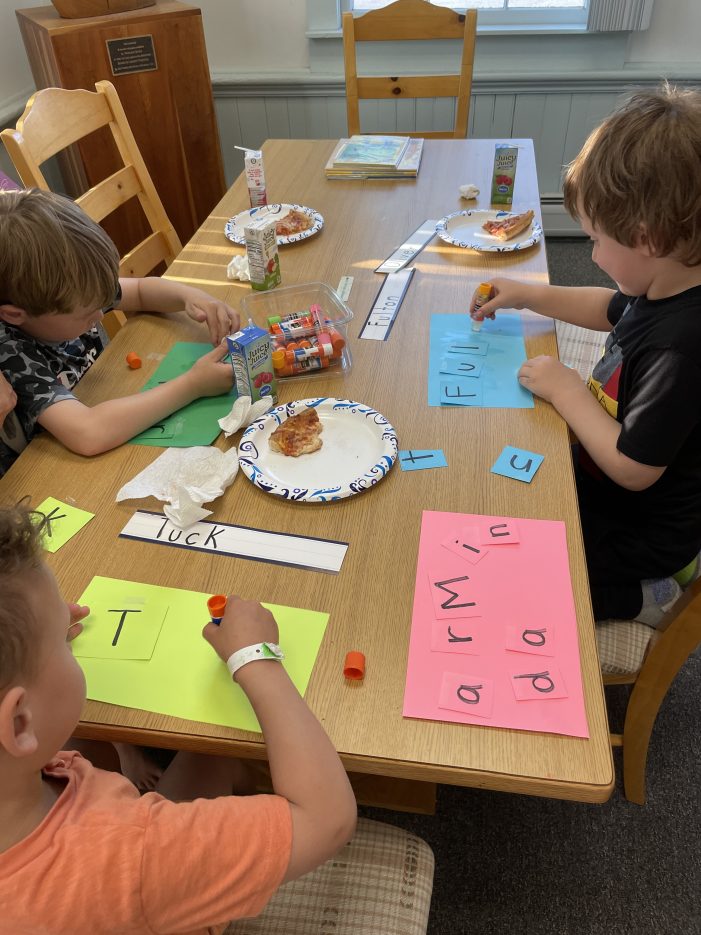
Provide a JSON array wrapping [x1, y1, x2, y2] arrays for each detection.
[[156, 517, 225, 550]]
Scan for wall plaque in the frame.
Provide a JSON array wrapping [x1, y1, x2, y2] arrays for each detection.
[[106, 35, 158, 76]]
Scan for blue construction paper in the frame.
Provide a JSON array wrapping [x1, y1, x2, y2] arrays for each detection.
[[429, 313, 534, 409], [399, 449, 448, 471], [447, 338, 489, 356], [491, 445, 544, 483]]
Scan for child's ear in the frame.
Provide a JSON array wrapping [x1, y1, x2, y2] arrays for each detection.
[[0, 686, 39, 759], [0, 304, 28, 327], [635, 225, 655, 257]]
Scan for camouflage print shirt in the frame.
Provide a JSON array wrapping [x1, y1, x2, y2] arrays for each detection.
[[0, 321, 108, 475]]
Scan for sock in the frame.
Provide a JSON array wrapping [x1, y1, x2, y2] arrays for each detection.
[[636, 576, 682, 628], [673, 554, 701, 588]]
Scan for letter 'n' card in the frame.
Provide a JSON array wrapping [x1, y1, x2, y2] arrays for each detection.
[[439, 672, 494, 718]]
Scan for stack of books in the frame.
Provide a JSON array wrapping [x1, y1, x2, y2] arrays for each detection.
[[325, 134, 424, 180]]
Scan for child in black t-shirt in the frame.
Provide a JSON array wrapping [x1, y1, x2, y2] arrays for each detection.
[[472, 84, 701, 625]]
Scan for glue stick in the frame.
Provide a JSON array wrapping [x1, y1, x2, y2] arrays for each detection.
[[470, 283, 494, 333]]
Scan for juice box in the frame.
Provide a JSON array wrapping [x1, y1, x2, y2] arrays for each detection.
[[226, 319, 277, 404], [491, 144, 519, 205], [244, 215, 281, 292]]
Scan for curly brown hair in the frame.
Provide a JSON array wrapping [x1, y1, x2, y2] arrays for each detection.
[[563, 84, 701, 266], [0, 188, 119, 317], [0, 503, 46, 690]]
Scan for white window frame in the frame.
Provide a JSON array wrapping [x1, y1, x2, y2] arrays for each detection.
[[306, 0, 654, 37]]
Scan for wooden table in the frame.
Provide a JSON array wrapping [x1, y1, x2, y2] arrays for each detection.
[[0, 139, 614, 804]]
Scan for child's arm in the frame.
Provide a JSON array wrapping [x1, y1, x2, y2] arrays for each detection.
[[203, 598, 357, 883], [37, 343, 233, 457], [518, 355, 665, 491], [118, 277, 240, 345], [473, 278, 615, 332]]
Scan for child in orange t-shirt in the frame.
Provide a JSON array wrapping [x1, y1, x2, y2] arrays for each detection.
[[0, 504, 356, 934]]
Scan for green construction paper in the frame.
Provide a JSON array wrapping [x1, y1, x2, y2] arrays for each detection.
[[130, 342, 236, 447], [72, 597, 168, 661], [76, 576, 329, 733], [35, 497, 94, 553]]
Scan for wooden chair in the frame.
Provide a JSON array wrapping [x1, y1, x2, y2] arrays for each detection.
[[0, 80, 182, 279], [598, 579, 701, 804], [342, 0, 477, 139]]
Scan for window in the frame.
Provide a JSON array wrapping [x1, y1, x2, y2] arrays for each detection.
[[307, 0, 654, 35], [350, 1, 588, 31]]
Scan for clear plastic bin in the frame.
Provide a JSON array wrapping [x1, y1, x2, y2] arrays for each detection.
[[240, 282, 353, 381]]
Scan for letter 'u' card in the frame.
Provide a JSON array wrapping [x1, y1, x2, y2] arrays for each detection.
[[439, 671, 494, 718], [480, 520, 519, 545], [511, 665, 568, 701]]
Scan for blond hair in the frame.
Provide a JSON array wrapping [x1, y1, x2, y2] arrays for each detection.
[[0, 189, 119, 316], [563, 84, 701, 266], [0, 503, 46, 690]]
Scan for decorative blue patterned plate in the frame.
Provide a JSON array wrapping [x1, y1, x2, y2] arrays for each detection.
[[436, 208, 542, 252], [224, 203, 323, 246], [238, 398, 398, 502]]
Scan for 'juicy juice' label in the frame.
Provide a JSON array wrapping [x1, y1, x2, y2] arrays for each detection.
[[491, 144, 518, 205], [226, 321, 277, 404], [245, 215, 281, 292]]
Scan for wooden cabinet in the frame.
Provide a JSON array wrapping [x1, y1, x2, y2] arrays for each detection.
[[16, 1, 225, 254]]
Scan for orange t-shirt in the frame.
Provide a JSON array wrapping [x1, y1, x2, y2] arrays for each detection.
[[0, 751, 292, 935]]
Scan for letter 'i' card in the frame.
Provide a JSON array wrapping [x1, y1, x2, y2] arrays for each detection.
[[441, 526, 488, 565]]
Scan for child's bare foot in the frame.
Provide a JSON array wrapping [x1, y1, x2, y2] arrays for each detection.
[[114, 743, 166, 793]]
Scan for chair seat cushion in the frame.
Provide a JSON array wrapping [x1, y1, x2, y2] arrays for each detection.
[[225, 817, 435, 935], [596, 619, 658, 675]]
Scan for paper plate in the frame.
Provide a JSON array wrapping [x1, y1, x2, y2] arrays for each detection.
[[238, 398, 398, 502], [224, 204, 323, 246], [436, 209, 543, 252]]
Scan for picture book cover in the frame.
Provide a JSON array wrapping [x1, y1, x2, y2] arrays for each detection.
[[333, 134, 410, 168]]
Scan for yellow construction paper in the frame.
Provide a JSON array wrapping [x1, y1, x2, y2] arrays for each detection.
[[72, 597, 168, 661], [36, 497, 94, 553], [76, 576, 329, 733]]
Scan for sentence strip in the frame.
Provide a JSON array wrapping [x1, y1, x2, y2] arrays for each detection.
[[120, 510, 348, 573], [359, 267, 416, 341], [375, 219, 438, 274]]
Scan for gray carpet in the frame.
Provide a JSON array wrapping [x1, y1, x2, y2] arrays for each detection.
[[359, 239, 701, 935]]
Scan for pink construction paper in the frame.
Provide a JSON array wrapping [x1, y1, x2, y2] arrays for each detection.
[[480, 519, 520, 545], [511, 665, 568, 701], [439, 672, 494, 718], [505, 624, 556, 657], [404, 511, 589, 738], [427, 567, 484, 619], [430, 616, 484, 654], [441, 526, 488, 565]]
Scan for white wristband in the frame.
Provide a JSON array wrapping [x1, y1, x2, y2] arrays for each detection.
[[226, 642, 284, 679]]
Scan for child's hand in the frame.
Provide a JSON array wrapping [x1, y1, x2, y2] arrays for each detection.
[[186, 343, 235, 398], [471, 277, 531, 322], [202, 595, 280, 664], [0, 373, 17, 423], [185, 296, 240, 345], [518, 355, 584, 405], [67, 602, 90, 640]]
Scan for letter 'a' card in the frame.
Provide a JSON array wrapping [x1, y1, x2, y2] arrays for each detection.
[[439, 671, 494, 718], [505, 624, 556, 657]]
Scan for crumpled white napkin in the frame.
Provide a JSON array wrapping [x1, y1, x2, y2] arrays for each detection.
[[459, 183, 480, 200], [218, 395, 273, 438], [227, 254, 251, 281], [116, 446, 240, 528]]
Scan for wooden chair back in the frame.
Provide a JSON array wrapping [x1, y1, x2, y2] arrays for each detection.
[[0, 80, 182, 278], [604, 578, 701, 803], [342, 0, 477, 139]]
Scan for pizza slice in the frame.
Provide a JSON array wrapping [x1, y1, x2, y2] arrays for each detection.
[[275, 209, 313, 238], [269, 406, 323, 457], [482, 209, 535, 242]]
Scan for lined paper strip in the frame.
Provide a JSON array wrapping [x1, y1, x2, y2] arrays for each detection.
[[120, 511, 349, 573], [359, 267, 416, 341], [375, 220, 438, 274]]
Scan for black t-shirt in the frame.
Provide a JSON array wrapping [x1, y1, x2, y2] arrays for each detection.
[[580, 285, 701, 552]]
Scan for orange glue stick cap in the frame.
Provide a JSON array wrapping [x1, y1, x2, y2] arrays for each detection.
[[343, 650, 365, 680], [207, 594, 227, 625], [126, 352, 142, 369]]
